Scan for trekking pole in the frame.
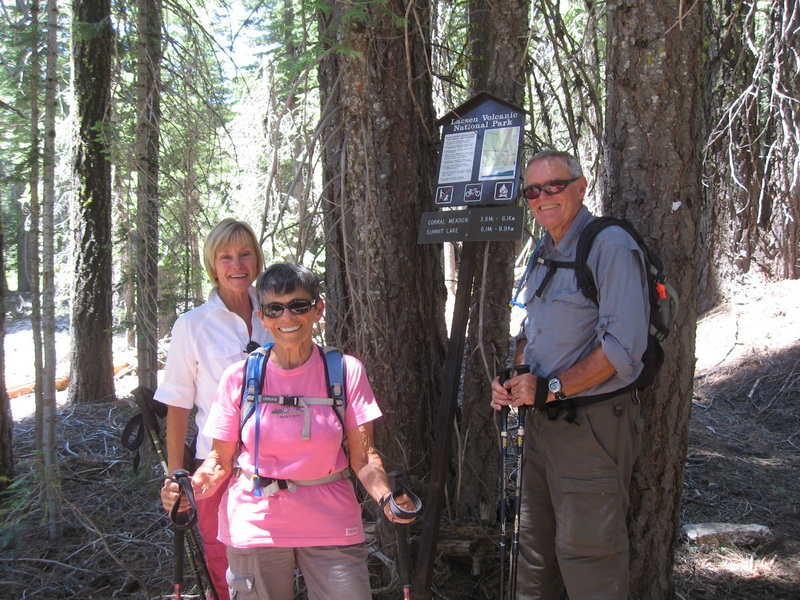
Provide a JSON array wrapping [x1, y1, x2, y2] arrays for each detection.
[[125, 386, 217, 600], [170, 469, 198, 600], [508, 364, 530, 600], [386, 471, 424, 600], [497, 367, 513, 600]]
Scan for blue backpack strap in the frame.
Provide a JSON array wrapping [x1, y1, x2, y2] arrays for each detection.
[[319, 346, 346, 429], [509, 238, 545, 309], [240, 343, 274, 432], [238, 343, 347, 496], [239, 343, 273, 496]]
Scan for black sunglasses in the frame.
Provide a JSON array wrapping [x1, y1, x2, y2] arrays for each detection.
[[521, 176, 580, 200], [260, 298, 316, 319]]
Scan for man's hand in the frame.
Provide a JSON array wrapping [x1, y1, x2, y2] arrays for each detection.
[[490, 372, 537, 410]]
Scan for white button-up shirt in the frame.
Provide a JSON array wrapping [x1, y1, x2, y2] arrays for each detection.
[[155, 287, 273, 458]]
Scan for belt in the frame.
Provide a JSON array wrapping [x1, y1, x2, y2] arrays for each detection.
[[234, 467, 352, 497], [540, 388, 639, 423]]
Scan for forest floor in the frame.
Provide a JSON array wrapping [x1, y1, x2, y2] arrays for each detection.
[[1, 279, 800, 599]]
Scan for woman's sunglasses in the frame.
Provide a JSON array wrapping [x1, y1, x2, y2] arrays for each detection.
[[260, 298, 316, 319]]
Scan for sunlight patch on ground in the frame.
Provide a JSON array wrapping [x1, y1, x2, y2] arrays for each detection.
[[703, 549, 778, 578]]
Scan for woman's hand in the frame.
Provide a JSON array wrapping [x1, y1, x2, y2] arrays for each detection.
[[161, 440, 236, 512], [347, 423, 418, 524], [381, 492, 418, 524], [160, 477, 183, 512]]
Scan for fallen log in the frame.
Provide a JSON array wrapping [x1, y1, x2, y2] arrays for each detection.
[[6, 363, 131, 398]]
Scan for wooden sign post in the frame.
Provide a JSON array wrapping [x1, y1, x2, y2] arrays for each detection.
[[413, 92, 526, 600]]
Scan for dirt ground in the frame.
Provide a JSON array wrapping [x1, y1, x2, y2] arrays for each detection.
[[1, 280, 800, 599], [674, 280, 800, 600]]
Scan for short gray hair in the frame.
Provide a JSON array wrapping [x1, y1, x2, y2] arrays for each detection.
[[527, 150, 583, 178], [256, 263, 321, 303]]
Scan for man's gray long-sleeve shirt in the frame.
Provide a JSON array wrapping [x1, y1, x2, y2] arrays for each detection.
[[520, 205, 650, 397]]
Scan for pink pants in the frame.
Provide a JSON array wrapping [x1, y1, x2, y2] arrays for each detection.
[[196, 470, 231, 600]]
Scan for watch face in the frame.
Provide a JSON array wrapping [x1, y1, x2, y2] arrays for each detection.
[[548, 378, 561, 393]]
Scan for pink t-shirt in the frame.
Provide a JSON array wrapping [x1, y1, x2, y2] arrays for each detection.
[[204, 348, 382, 548]]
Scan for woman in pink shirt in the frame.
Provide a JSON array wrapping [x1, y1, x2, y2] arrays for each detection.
[[162, 263, 415, 600]]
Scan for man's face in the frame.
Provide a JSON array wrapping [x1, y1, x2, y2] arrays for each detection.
[[524, 157, 587, 243]]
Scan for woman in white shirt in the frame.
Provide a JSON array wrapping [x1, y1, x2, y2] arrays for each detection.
[[155, 218, 273, 600]]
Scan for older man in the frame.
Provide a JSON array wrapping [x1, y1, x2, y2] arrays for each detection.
[[491, 150, 650, 599]]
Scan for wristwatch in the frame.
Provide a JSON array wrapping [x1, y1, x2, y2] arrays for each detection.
[[548, 377, 566, 401]]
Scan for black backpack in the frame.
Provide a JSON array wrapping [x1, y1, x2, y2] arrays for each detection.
[[515, 216, 675, 403]]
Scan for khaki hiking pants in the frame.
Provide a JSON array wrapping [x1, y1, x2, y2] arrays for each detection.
[[515, 390, 643, 600]]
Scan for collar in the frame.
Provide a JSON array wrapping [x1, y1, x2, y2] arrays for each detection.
[[545, 205, 593, 258], [206, 286, 259, 315]]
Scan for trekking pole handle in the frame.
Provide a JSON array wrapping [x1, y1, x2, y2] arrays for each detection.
[[514, 364, 531, 413], [498, 367, 513, 386], [385, 471, 423, 520], [498, 367, 513, 419], [170, 469, 199, 531]]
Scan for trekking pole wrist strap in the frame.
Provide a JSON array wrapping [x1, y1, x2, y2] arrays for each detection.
[[534, 376, 549, 410], [384, 472, 423, 520], [169, 469, 199, 532]]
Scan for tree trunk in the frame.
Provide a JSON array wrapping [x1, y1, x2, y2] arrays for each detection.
[[457, 0, 529, 523], [68, 0, 115, 405], [317, 0, 446, 482], [135, 0, 162, 391], [40, 0, 62, 540], [0, 185, 11, 493], [761, 1, 799, 280], [699, 0, 761, 312], [13, 185, 32, 294], [29, 0, 62, 542], [604, 2, 704, 598], [700, 0, 799, 311]]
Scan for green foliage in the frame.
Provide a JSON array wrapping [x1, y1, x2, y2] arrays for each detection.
[[0, 0, 608, 329]]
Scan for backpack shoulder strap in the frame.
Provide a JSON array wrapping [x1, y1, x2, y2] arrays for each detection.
[[238, 344, 347, 446], [319, 345, 346, 429], [240, 344, 273, 434], [574, 216, 647, 305]]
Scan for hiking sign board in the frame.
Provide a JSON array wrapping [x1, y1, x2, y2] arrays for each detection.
[[419, 91, 526, 244], [417, 206, 525, 244], [432, 91, 525, 208]]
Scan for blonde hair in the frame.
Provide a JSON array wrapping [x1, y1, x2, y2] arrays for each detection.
[[203, 219, 265, 286]]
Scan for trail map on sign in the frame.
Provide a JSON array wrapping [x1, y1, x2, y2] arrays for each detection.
[[479, 127, 521, 179]]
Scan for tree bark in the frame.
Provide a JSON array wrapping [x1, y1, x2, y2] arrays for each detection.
[[39, 0, 62, 541], [69, 0, 115, 405], [317, 0, 446, 482], [701, 0, 799, 311], [761, 1, 799, 280], [135, 0, 162, 391], [700, 0, 761, 312], [457, 0, 529, 523], [604, 2, 704, 597], [0, 186, 11, 493]]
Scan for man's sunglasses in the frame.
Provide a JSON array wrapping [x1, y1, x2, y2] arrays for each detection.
[[260, 298, 316, 318], [521, 176, 580, 200]]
